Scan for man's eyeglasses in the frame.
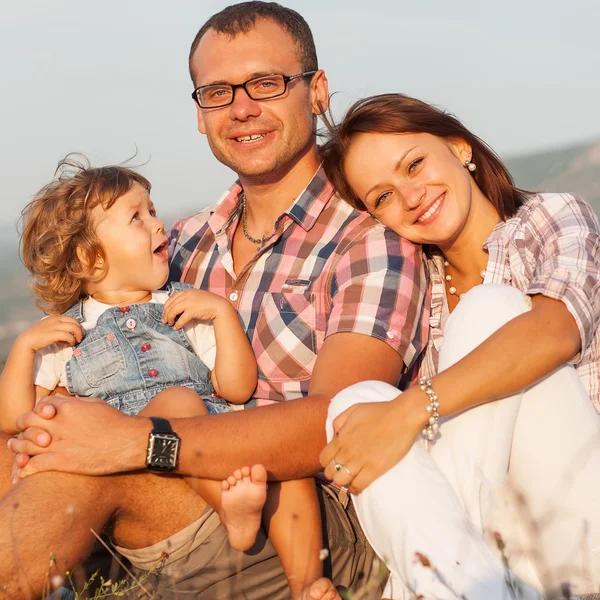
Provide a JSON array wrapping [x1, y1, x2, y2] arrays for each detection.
[[191, 71, 317, 109]]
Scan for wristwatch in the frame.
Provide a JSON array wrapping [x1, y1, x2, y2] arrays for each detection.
[[146, 416, 180, 472]]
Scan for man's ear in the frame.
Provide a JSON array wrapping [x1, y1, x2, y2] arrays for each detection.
[[448, 137, 473, 164], [310, 70, 329, 116], [196, 103, 207, 135]]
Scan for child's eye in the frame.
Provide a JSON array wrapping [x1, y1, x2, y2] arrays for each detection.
[[131, 212, 140, 222], [149, 209, 157, 218], [408, 157, 424, 173]]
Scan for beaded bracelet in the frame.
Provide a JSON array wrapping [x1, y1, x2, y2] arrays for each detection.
[[418, 377, 440, 441]]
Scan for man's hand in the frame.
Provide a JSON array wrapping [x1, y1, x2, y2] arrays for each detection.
[[7, 396, 150, 478], [162, 289, 234, 330]]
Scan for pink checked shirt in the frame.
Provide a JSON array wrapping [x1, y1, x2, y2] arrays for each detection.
[[168, 167, 429, 407], [421, 193, 600, 412]]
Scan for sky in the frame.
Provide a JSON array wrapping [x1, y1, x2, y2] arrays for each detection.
[[1, 0, 599, 250]]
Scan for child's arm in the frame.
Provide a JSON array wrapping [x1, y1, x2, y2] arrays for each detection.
[[0, 315, 84, 433], [162, 289, 257, 403]]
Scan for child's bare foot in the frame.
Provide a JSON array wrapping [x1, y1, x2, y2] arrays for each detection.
[[220, 464, 268, 551], [298, 578, 341, 600]]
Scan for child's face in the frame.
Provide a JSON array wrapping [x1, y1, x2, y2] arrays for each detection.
[[92, 183, 169, 294]]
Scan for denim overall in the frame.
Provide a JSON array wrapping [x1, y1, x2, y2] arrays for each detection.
[[63, 283, 229, 416]]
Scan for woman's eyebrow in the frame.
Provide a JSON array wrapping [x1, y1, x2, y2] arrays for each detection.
[[364, 145, 417, 200]]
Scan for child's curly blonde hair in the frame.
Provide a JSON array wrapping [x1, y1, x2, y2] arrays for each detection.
[[20, 155, 151, 314]]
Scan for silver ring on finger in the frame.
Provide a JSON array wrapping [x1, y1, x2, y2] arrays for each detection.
[[332, 459, 344, 472]]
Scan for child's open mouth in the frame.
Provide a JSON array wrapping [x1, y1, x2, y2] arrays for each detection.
[[153, 240, 168, 261]]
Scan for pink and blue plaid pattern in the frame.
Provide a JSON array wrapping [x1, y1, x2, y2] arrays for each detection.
[[169, 167, 429, 406], [422, 193, 600, 412]]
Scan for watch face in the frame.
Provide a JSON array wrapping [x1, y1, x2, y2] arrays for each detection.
[[149, 434, 179, 469]]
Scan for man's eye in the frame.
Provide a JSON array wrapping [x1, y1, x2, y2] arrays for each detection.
[[408, 157, 424, 173]]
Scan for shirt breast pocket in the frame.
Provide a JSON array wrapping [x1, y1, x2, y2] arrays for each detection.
[[255, 291, 317, 383], [73, 335, 126, 388]]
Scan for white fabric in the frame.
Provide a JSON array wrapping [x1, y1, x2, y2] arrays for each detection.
[[327, 284, 600, 600], [33, 292, 216, 391]]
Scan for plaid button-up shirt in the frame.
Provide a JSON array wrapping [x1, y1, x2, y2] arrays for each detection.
[[168, 167, 429, 407], [422, 193, 600, 412]]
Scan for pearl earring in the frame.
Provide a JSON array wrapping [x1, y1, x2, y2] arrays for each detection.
[[465, 160, 476, 172]]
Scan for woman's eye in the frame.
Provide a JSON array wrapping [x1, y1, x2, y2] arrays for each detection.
[[375, 192, 391, 209], [408, 157, 424, 173]]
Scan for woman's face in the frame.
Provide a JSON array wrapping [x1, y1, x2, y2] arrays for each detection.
[[343, 132, 474, 248]]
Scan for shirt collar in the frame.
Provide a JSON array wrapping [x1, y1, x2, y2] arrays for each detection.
[[207, 165, 335, 237]]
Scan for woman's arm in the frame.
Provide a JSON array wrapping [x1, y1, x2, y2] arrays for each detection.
[[321, 295, 582, 492], [162, 289, 257, 403], [0, 315, 84, 433]]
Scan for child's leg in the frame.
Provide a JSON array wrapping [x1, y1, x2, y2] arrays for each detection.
[[263, 478, 339, 600], [142, 388, 269, 552], [219, 468, 339, 599], [138, 387, 222, 509]]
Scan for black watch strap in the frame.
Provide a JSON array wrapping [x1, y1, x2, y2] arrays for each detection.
[[149, 416, 174, 434]]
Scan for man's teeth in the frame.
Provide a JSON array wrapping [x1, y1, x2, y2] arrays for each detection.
[[235, 134, 265, 143], [417, 197, 442, 223]]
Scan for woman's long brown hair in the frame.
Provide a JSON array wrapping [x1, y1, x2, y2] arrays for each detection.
[[320, 93, 528, 220]]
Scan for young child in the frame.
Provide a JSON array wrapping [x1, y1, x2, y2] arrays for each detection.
[[0, 157, 339, 600]]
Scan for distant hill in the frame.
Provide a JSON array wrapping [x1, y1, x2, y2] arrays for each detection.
[[1, 139, 599, 365], [506, 138, 600, 215]]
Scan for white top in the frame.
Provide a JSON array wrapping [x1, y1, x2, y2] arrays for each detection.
[[34, 291, 216, 391]]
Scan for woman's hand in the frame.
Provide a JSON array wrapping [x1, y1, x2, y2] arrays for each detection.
[[320, 388, 426, 494], [162, 289, 234, 330], [15, 315, 85, 353]]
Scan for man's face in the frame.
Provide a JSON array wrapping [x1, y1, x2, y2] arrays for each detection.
[[190, 19, 328, 181]]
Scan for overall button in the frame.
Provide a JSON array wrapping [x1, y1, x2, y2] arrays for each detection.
[[120, 306, 131, 313], [229, 292, 238, 302], [147, 368, 159, 378], [126, 318, 136, 330], [141, 342, 151, 353], [106, 333, 115, 341], [73, 349, 81, 357]]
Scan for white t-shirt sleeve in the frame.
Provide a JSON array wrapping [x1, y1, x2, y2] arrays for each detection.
[[183, 321, 217, 370], [34, 344, 73, 390]]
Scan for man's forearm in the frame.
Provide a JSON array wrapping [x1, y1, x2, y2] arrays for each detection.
[[173, 393, 330, 480]]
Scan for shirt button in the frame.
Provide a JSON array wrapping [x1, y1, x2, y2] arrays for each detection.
[[386, 330, 396, 339], [141, 342, 151, 353], [229, 292, 238, 302], [126, 318, 137, 330], [148, 368, 159, 378], [120, 306, 131, 313]]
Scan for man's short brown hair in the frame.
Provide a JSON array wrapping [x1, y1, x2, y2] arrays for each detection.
[[188, 1, 318, 83], [20, 155, 151, 315]]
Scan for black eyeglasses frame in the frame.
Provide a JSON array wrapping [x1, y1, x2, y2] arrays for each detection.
[[191, 70, 318, 109]]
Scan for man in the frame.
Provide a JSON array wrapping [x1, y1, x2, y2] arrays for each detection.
[[0, 3, 427, 598]]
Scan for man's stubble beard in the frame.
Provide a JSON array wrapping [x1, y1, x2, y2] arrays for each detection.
[[206, 127, 316, 187]]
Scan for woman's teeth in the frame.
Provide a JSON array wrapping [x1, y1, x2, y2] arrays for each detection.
[[417, 197, 442, 223], [236, 134, 265, 143]]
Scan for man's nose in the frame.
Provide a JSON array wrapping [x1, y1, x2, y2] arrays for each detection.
[[228, 87, 262, 121]]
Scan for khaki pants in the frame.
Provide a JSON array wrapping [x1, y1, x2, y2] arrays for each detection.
[[121, 479, 386, 599]]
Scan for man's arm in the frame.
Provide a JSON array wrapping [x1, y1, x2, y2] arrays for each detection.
[[12, 333, 402, 480]]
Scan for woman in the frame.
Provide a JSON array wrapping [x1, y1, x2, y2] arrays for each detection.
[[319, 94, 600, 600]]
